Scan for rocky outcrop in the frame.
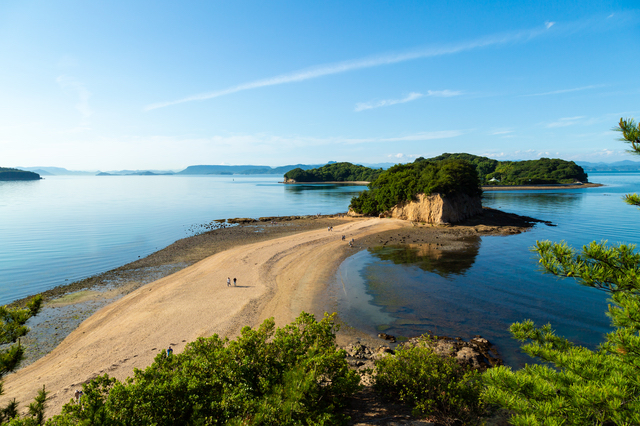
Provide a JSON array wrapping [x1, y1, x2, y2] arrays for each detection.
[[386, 192, 482, 224]]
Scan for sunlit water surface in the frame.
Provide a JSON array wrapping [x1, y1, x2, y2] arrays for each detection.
[[0, 175, 364, 304], [335, 172, 640, 366]]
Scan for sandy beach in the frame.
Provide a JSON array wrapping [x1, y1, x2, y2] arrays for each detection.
[[3, 210, 541, 418]]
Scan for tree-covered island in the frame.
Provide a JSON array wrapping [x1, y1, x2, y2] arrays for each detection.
[[283, 162, 383, 183], [430, 153, 588, 185], [283, 154, 588, 186], [349, 158, 481, 216], [0, 168, 41, 181]]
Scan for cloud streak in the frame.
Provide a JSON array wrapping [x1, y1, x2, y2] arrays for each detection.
[[524, 84, 604, 97], [355, 89, 462, 112], [355, 92, 423, 111], [145, 24, 555, 111]]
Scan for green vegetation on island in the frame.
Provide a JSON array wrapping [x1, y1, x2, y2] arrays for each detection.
[[0, 168, 41, 181], [284, 162, 383, 183], [349, 158, 481, 216], [429, 153, 588, 185]]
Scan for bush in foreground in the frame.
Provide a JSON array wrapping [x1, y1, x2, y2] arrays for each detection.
[[48, 312, 360, 426], [374, 338, 488, 425]]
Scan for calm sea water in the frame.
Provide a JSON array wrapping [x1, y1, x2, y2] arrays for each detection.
[[335, 172, 640, 366], [0, 175, 364, 305], [3, 172, 639, 367]]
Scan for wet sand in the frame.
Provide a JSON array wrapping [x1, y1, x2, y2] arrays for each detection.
[[4, 209, 542, 417]]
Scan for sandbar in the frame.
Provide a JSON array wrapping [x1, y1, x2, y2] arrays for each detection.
[[3, 210, 540, 417]]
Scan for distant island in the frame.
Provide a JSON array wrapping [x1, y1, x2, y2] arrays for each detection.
[[430, 153, 588, 185], [0, 167, 41, 181], [97, 171, 175, 176], [283, 162, 383, 183], [283, 154, 589, 186]]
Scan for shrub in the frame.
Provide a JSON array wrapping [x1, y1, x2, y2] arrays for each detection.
[[374, 339, 488, 425], [48, 312, 360, 425]]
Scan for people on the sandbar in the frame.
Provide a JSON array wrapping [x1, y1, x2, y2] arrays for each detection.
[[341, 235, 346, 241], [167, 346, 173, 356], [74, 389, 83, 402], [233, 277, 237, 286], [227, 277, 231, 287]]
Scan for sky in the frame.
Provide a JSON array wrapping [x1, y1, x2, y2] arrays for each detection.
[[1, 1, 640, 171]]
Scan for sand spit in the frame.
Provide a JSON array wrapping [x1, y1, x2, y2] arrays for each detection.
[[4, 209, 541, 418], [3, 218, 403, 416]]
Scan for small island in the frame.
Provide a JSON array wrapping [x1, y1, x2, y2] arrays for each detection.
[[284, 154, 591, 188], [0, 167, 41, 181], [283, 162, 383, 183], [349, 157, 482, 224]]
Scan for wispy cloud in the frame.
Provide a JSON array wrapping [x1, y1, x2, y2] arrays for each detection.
[[545, 21, 555, 29], [546, 116, 585, 128], [145, 24, 556, 111], [525, 84, 604, 97], [426, 89, 463, 97], [57, 75, 93, 118], [355, 92, 423, 112], [355, 89, 462, 112]]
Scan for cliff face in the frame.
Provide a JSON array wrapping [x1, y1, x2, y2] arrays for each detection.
[[385, 193, 482, 224]]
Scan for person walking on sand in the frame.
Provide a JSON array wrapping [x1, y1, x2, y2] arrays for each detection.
[[233, 277, 237, 286], [227, 277, 231, 287], [167, 346, 173, 356]]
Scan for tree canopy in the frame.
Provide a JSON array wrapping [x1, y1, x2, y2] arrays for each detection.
[[615, 118, 640, 207], [425, 153, 588, 185], [283, 162, 382, 183], [349, 158, 481, 216], [46, 312, 360, 426]]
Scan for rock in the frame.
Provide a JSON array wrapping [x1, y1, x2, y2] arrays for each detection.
[[387, 192, 483, 224], [227, 218, 256, 224], [377, 333, 396, 343]]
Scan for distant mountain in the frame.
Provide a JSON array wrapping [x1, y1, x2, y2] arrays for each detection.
[[18, 166, 95, 176], [177, 164, 329, 175], [30, 169, 55, 176], [576, 160, 640, 171]]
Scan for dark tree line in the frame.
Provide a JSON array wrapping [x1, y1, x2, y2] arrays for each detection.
[[284, 162, 382, 182]]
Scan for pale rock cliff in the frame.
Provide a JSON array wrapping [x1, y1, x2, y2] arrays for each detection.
[[385, 192, 482, 224]]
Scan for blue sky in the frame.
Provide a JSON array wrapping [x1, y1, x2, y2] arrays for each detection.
[[1, 1, 639, 170]]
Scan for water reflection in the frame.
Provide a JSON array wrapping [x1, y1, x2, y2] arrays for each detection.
[[368, 236, 480, 278]]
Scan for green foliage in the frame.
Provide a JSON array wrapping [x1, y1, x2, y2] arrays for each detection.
[[485, 158, 588, 185], [425, 153, 588, 185], [615, 118, 640, 207], [481, 241, 640, 425], [0, 296, 44, 425], [614, 117, 640, 155], [428, 153, 499, 184], [374, 338, 488, 425], [349, 158, 481, 216], [283, 162, 382, 182], [48, 312, 360, 425]]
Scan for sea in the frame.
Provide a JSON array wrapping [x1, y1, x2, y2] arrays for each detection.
[[2, 172, 639, 366]]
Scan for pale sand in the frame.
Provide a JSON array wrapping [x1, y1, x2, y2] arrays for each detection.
[[2, 217, 404, 417]]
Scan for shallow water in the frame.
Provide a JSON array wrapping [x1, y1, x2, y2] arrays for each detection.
[[336, 172, 640, 367], [0, 175, 365, 304]]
